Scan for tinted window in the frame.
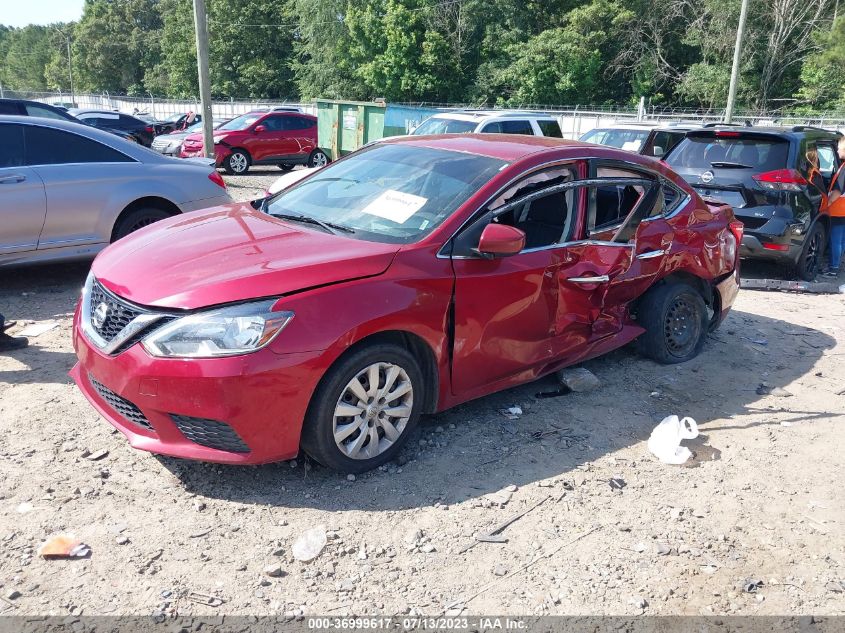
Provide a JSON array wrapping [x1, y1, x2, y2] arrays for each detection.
[[25, 104, 69, 121], [118, 115, 144, 129], [645, 130, 684, 157], [666, 136, 789, 171], [537, 120, 563, 138], [815, 143, 837, 179], [0, 101, 21, 115], [263, 115, 291, 131], [290, 117, 315, 130], [483, 120, 534, 135], [24, 126, 133, 165], [0, 124, 25, 167]]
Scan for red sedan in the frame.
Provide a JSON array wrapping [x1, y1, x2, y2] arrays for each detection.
[[71, 135, 741, 472]]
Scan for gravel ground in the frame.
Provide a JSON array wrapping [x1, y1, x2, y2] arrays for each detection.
[[221, 166, 285, 203], [0, 176, 843, 618]]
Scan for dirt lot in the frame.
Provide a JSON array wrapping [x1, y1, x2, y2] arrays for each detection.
[[1, 168, 844, 618]]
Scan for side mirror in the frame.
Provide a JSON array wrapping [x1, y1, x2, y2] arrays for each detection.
[[254, 125, 266, 134], [476, 223, 526, 258], [652, 146, 665, 157]]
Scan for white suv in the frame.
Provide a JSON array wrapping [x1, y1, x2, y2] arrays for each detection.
[[412, 111, 562, 137]]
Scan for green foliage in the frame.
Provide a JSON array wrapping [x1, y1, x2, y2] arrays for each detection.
[[1, 0, 842, 113]]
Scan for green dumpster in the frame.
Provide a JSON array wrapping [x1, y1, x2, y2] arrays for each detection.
[[317, 99, 443, 160]]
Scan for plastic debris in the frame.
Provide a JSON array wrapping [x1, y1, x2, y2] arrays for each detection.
[[292, 525, 327, 562], [17, 322, 59, 337], [499, 406, 522, 420], [37, 534, 91, 559], [647, 415, 699, 465], [556, 367, 602, 392]]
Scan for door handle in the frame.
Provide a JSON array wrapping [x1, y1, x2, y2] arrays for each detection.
[[636, 249, 666, 260], [567, 275, 610, 283], [0, 174, 25, 184]]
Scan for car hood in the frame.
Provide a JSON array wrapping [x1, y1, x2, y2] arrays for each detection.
[[92, 203, 402, 310]]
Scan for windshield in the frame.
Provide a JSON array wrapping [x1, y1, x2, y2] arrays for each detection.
[[218, 113, 262, 131], [413, 117, 476, 135], [666, 136, 789, 171], [164, 113, 185, 123], [264, 144, 505, 243], [580, 128, 651, 151]]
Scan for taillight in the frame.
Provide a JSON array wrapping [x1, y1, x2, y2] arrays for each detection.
[[753, 169, 807, 191], [145, 125, 154, 133], [762, 242, 789, 252], [729, 220, 744, 245], [715, 131, 741, 137], [208, 171, 226, 190]]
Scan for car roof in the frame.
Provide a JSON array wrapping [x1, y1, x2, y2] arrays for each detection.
[[380, 133, 650, 162], [687, 124, 841, 139], [429, 110, 556, 122]]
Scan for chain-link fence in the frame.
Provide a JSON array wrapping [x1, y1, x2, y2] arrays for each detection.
[[8, 89, 845, 138]]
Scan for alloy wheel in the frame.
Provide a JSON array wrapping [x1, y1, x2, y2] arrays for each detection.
[[311, 151, 328, 168], [804, 232, 821, 277], [332, 362, 413, 460], [230, 153, 248, 173]]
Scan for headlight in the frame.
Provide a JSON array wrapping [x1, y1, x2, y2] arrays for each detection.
[[142, 300, 293, 358]]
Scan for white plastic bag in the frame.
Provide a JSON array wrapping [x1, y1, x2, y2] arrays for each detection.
[[647, 415, 699, 464]]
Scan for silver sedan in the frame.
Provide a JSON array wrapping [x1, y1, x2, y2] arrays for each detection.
[[0, 115, 232, 266]]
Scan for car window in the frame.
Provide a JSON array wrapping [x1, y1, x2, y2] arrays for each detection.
[[580, 128, 651, 152], [816, 143, 837, 178], [118, 115, 143, 129], [666, 135, 789, 171], [262, 115, 290, 131], [25, 104, 68, 121], [645, 131, 684, 157], [24, 126, 133, 165], [0, 124, 25, 168], [482, 120, 533, 135], [412, 118, 476, 135], [289, 117, 315, 130], [218, 113, 263, 131], [537, 120, 563, 138], [588, 167, 653, 234], [490, 167, 578, 249], [265, 144, 505, 244], [0, 102, 21, 115]]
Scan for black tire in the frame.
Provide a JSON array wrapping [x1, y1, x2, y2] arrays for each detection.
[[223, 149, 251, 175], [112, 207, 172, 241], [300, 343, 424, 473], [794, 222, 825, 281], [636, 282, 708, 364], [307, 148, 330, 168], [277, 164, 295, 171]]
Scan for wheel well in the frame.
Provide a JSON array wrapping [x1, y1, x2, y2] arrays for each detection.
[[816, 214, 830, 234], [228, 147, 251, 160], [656, 272, 713, 306], [110, 196, 181, 242], [334, 331, 440, 414]]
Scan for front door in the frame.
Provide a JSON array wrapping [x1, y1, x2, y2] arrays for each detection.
[[0, 123, 46, 256]]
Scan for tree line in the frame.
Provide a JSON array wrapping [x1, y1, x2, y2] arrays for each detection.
[[1, 0, 843, 113]]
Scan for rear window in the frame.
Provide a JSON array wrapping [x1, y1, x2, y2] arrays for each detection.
[[666, 136, 789, 171], [580, 128, 651, 152], [412, 117, 476, 135]]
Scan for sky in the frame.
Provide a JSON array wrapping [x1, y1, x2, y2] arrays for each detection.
[[2, 0, 85, 28]]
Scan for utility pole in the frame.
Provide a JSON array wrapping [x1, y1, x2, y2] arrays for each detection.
[[65, 34, 75, 106], [192, 0, 215, 159], [725, 0, 750, 124]]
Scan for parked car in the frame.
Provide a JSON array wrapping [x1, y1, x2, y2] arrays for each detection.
[[0, 98, 79, 121], [151, 118, 226, 156], [69, 109, 157, 146], [0, 116, 232, 267], [71, 135, 740, 471], [412, 111, 563, 137], [664, 125, 841, 280], [180, 110, 326, 175], [580, 122, 702, 157], [154, 111, 200, 135]]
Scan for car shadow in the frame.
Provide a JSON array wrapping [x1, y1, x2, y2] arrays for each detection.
[[157, 308, 837, 511], [0, 261, 89, 385]]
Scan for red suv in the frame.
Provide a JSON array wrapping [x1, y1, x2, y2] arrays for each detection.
[[72, 135, 740, 472], [180, 110, 328, 175]]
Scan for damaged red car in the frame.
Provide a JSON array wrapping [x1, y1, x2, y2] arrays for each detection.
[[71, 135, 741, 472]]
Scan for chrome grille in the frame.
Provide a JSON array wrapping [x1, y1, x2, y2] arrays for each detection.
[[90, 375, 155, 433], [89, 281, 143, 345]]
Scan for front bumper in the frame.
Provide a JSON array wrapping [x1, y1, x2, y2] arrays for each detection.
[[181, 145, 228, 167], [71, 312, 326, 465]]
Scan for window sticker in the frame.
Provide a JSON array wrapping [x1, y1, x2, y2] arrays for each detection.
[[361, 189, 427, 224]]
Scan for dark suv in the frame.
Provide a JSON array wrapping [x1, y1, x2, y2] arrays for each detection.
[[665, 126, 841, 279]]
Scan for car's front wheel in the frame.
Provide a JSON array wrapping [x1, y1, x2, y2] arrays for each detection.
[[224, 149, 251, 175], [301, 344, 424, 473], [636, 282, 708, 364], [308, 149, 329, 168]]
